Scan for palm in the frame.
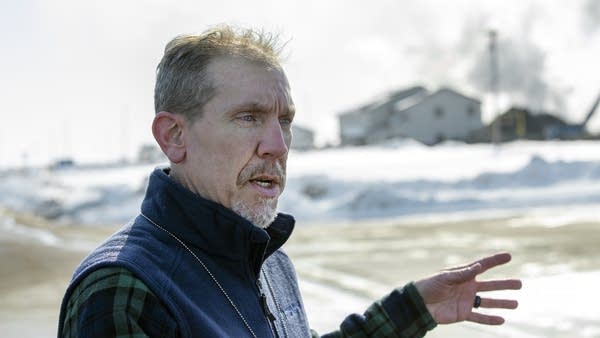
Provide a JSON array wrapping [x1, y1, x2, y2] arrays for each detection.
[[420, 273, 478, 324], [414, 253, 521, 325]]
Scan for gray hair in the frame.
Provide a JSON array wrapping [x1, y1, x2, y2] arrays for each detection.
[[154, 25, 284, 121]]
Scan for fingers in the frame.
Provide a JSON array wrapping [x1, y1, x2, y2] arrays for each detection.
[[444, 263, 521, 286], [473, 252, 512, 273], [478, 297, 519, 309], [468, 293, 519, 326], [444, 252, 512, 275], [467, 312, 505, 325], [443, 263, 482, 284], [467, 296, 517, 325], [477, 279, 522, 292]]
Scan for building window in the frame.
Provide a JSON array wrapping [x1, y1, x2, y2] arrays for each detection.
[[466, 105, 476, 117], [434, 106, 444, 119]]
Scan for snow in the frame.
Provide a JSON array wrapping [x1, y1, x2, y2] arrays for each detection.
[[1, 140, 600, 226], [2, 139, 599, 337]]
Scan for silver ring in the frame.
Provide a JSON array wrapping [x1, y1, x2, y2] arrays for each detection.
[[473, 295, 482, 308]]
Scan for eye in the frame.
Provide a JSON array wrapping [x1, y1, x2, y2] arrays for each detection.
[[279, 117, 292, 126], [279, 113, 294, 128], [236, 113, 257, 122]]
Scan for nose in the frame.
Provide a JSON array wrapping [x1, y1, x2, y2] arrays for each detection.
[[257, 119, 289, 159]]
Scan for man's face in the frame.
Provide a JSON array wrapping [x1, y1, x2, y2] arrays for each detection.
[[178, 56, 294, 227]]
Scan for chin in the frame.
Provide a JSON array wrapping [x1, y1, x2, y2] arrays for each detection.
[[232, 198, 278, 229]]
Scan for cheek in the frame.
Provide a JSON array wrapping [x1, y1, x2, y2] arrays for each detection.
[[224, 149, 257, 182], [209, 130, 262, 184]]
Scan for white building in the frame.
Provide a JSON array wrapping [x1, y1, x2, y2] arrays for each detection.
[[137, 144, 167, 163], [339, 87, 482, 145], [291, 125, 314, 150]]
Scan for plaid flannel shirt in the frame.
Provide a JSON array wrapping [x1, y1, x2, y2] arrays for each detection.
[[61, 267, 436, 338]]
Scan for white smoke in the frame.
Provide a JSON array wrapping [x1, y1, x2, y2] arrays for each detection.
[[467, 31, 567, 115], [583, 0, 600, 34]]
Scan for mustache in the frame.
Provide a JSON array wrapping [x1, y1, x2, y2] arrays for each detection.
[[237, 161, 285, 186]]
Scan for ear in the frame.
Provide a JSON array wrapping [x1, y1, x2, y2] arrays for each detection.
[[152, 111, 187, 163]]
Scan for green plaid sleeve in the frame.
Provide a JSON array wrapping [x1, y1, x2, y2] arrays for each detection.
[[61, 266, 179, 338], [313, 282, 436, 338]]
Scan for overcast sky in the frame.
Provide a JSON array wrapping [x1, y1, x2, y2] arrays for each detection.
[[2, 0, 599, 167]]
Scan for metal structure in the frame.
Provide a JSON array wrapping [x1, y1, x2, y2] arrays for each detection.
[[545, 92, 600, 139], [488, 30, 502, 144]]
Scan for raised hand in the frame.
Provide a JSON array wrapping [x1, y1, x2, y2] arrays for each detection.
[[414, 252, 522, 325]]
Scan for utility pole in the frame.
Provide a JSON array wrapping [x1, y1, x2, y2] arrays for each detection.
[[489, 29, 502, 144]]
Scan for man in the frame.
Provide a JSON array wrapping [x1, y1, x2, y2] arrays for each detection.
[[58, 25, 521, 337]]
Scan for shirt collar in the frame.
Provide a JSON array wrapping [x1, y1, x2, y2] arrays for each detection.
[[140, 167, 295, 274]]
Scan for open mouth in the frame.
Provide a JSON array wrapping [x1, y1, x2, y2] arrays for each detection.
[[247, 175, 281, 197], [250, 178, 275, 187], [250, 175, 279, 188]]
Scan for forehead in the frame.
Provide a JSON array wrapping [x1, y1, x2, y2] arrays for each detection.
[[206, 56, 294, 113]]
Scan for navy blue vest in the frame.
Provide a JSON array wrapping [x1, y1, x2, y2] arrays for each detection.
[[58, 168, 311, 337]]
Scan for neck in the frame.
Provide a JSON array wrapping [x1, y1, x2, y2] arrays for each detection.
[[167, 165, 195, 195]]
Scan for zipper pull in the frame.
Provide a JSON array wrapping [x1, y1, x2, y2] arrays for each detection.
[[260, 294, 276, 321], [257, 279, 276, 322]]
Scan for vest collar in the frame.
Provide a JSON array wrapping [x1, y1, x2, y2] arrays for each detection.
[[140, 167, 295, 277]]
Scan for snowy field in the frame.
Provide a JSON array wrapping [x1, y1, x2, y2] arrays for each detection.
[[290, 217, 600, 337], [1, 139, 600, 337], [2, 140, 600, 226]]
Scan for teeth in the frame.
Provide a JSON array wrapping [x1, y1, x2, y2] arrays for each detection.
[[254, 180, 272, 187]]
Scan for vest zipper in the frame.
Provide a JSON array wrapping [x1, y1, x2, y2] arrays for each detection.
[[262, 269, 290, 338], [256, 278, 278, 337]]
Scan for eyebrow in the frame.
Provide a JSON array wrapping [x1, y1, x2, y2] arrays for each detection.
[[233, 101, 295, 116], [287, 104, 296, 116]]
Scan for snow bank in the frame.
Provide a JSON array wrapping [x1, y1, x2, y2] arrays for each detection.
[[1, 140, 600, 226]]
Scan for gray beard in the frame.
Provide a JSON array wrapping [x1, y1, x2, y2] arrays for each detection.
[[232, 198, 277, 229]]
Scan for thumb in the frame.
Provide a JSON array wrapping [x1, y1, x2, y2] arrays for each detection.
[[445, 263, 482, 284]]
